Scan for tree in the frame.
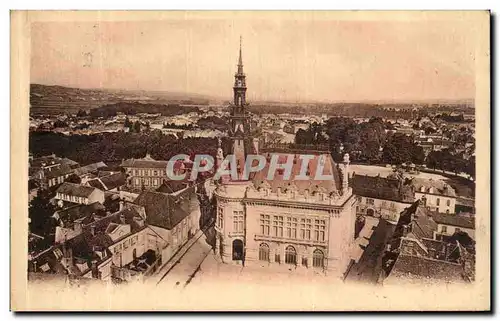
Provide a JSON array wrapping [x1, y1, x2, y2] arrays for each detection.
[[124, 117, 132, 130], [465, 156, 475, 180], [28, 189, 57, 239], [133, 121, 141, 133], [382, 133, 424, 165], [76, 109, 88, 117]]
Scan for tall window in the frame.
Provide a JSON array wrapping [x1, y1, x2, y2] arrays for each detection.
[[291, 218, 297, 238], [217, 207, 224, 229], [300, 219, 306, 239], [436, 198, 440, 206], [259, 243, 270, 261], [446, 199, 451, 206], [260, 214, 270, 235], [285, 246, 297, 265], [313, 249, 325, 268], [233, 211, 244, 232], [306, 219, 312, 240], [314, 219, 326, 242], [273, 216, 284, 237], [300, 218, 312, 240]]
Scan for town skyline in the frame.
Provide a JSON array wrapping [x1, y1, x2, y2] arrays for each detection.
[[31, 17, 477, 103]]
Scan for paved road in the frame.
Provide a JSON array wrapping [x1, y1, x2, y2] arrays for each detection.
[[156, 232, 213, 289]]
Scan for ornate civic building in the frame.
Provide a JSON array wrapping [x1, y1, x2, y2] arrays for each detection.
[[213, 39, 357, 277]]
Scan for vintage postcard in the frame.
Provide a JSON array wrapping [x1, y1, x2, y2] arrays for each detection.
[[11, 11, 490, 311]]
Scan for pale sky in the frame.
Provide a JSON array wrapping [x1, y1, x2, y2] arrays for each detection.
[[30, 15, 478, 102]]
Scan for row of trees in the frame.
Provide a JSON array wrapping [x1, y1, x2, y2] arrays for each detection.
[[295, 117, 475, 177], [426, 150, 475, 179], [295, 117, 425, 165], [29, 130, 219, 166]]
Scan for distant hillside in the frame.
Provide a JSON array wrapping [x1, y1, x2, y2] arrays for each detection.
[[89, 102, 201, 118], [29, 84, 213, 115]]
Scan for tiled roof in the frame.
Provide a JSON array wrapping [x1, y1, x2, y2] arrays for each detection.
[[121, 155, 169, 169], [86, 179, 106, 190], [99, 172, 126, 190], [389, 254, 465, 283], [86, 172, 126, 191], [44, 164, 74, 179], [391, 200, 437, 248], [412, 178, 456, 197], [351, 174, 415, 203], [54, 202, 106, 227], [134, 189, 197, 230], [432, 212, 475, 229], [30, 155, 79, 169], [251, 152, 342, 195], [403, 202, 437, 240], [56, 182, 98, 198], [29, 207, 146, 276], [73, 162, 107, 176]]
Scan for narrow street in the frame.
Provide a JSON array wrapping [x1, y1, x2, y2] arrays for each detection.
[[155, 229, 214, 289], [345, 218, 396, 284]]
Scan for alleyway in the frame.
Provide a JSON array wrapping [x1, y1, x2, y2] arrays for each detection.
[[345, 218, 396, 284]]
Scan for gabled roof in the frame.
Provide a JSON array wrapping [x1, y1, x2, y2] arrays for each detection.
[[86, 179, 106, 190], [30, 155, 79, 169], [86, 172, 126, 191], [56, 182, 99, 198], [432, 212, 475, 229], [44, 164, 74, 179], [134, 189, 197, 230], [412, 178, 456, 197], [99, 172, 126, 190], [120, 155, 169, 169], [74, 162, 107, 176]]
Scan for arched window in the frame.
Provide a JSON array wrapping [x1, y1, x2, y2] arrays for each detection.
[[285, 246, 297, 265], [259, 243, 270, 261], [232, 239, 244, 261], [313, 249, 325, 268]]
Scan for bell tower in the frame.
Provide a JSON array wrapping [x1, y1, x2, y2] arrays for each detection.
[[230, 36, 250, 176]]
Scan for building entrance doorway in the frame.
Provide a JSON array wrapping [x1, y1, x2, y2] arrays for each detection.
[[232, 239, 244, 261]]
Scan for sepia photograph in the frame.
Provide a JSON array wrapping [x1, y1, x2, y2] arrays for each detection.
[[10, 10, 490, 311]]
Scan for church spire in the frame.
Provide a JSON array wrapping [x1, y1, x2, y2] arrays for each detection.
[[237, 36, 244, 74]]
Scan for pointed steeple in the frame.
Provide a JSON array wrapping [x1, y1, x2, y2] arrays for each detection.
[[237, 35, 244, 74]]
